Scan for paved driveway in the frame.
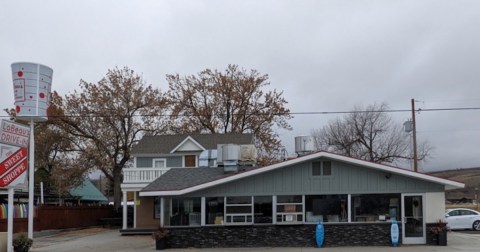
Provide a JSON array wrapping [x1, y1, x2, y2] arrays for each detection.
[[30, 228, 480, 252]]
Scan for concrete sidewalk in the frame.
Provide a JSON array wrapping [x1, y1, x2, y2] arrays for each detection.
[[30, 228, 480, 252]]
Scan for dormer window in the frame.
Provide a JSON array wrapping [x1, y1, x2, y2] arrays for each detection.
[[312, 161, 332, 177]]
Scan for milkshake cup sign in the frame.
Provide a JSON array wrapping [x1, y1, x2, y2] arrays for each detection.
[[11, 62, 53, 122]]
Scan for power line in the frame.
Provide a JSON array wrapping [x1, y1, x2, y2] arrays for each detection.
[[1, 106, 479, 118], [289, 107, 480, 115]]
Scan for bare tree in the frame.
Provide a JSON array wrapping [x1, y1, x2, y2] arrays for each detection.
[[166, 64, 292, 165], [49, 67, 168, 208], [311, 103, 431, 164]]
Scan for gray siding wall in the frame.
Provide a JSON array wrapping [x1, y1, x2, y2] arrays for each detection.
[[136, 156, 183, 168], [187, 159, 444, 197]]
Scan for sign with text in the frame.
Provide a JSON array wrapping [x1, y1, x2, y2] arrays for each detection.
[[0, 144, 28, 188], [0, 148, 27, 175], [0, 158, 28, 187], [0, 120, 30, 148]]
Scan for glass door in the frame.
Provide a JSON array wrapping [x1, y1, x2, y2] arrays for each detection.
[[401, 194, 425, 244]]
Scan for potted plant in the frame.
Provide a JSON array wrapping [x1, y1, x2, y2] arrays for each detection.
[[429, 220, 448, 246], [13, 233, 33, 252], [151, 226, 170, 250]]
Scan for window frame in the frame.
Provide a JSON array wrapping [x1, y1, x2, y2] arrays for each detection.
[[153, 158, 167, 168], [305, 194, 348, 223], [224, 196, 253, 225], [276, 195, 304, 224], [311, 160, 333, 177]]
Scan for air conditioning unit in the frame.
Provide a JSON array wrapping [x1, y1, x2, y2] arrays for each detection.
[[295, 135, 315, 156]]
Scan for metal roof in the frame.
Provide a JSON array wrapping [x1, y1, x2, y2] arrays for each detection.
[[132, 133, 254, 154], [69, 179, 108, 202]]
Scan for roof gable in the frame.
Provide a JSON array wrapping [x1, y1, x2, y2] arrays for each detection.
[[170, 136, 205, 153], [140, 151, 465, 196]]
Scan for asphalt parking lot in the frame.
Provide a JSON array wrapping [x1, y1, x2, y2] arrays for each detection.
[[29, 228, 480, 252]]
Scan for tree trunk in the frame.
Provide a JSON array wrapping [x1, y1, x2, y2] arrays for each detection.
[[113, 166, 123, 211]]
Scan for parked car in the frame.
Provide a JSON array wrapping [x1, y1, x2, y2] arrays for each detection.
[[445, 208, 480, 231]]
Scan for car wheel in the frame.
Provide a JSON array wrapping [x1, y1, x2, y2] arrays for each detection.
[[473, 220, 480, 231]]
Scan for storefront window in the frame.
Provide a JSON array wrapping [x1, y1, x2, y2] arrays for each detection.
[[225, 196, 253, 224], [206, 197, 224, 225], [305, 195, 347, 223], [170, 197, 201, 226], [276, 195, 303, 223], [254, 196, 273, 223], [351, 194, 400, 222]]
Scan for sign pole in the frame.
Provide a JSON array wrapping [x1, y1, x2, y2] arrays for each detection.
[[28, 120, 34, 239], [7, 188, 14, 252]]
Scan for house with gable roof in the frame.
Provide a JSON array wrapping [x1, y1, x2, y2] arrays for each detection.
[[128, 144, 463, 247], [120, 133, 255, 229]]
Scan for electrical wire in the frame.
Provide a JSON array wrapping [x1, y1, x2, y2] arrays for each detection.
[[1, 107, 479, 118]]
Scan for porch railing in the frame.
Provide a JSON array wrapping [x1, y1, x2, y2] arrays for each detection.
[[122, 168, 171, 183]]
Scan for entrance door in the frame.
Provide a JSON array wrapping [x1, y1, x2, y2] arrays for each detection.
[[185, 155, 196, 167], [401, 194, 425, 244]]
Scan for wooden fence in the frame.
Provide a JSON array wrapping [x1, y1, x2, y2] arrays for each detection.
[[0, 205, 115, 232]]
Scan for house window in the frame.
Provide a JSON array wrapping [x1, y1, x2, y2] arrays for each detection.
[[312, 161, 332, 176], [170, 197, 201, 226], [254, 196, 273, 224], [153, 159, 166, 168], [205, 197, 225, 225], [351, 194, 400, 222], [276, 195, 303, 223], [184, 155, 196, 167], [305, 195, 347, 223], [225, 196, 253, 224]]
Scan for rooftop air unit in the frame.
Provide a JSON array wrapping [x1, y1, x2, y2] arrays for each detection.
[[295, 135, 315, 156], [239, 144, 257, 165], [217, 144, 241, 172]]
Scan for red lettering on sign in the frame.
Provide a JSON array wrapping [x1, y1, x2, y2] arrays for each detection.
[[0, 159, 28, 187], [0, 148, 27, 175]]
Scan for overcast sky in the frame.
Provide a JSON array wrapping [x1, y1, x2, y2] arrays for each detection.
[[1, 0, 479, 172]]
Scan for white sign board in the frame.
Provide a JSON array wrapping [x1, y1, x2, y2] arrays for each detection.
[[0, 120, 30, 148]]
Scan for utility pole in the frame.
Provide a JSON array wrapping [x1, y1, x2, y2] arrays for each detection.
[[411, 98, 418, 172]]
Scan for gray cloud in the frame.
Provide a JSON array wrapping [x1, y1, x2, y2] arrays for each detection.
[[1, 0, 479, 171]]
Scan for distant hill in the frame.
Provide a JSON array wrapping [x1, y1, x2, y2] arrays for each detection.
[[428, 167, 480, 203]]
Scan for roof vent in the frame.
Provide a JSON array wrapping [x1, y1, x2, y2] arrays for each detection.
[[295, 135, 315, 156]]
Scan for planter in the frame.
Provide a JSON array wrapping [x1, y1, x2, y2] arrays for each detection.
[[437, 231, 447, 246], [155, 238, 167, 250], [13, 245, 30, 252]]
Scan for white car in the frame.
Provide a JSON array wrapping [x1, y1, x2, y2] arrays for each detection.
[[445, 208, 480, 231]]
